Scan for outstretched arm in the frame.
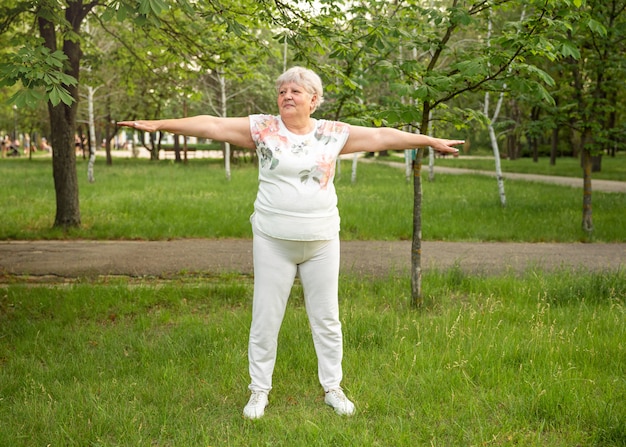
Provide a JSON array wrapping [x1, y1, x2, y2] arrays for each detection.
[[117, 115, 256, 150], [342, 125, 463, 156]]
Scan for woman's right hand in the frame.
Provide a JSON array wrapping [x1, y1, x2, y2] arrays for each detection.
[[117, 120, 158, 132]]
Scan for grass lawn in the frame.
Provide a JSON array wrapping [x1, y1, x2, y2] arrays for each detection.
[[1, 270, 624, 446], [0, 154, 625, 446], [0, 155, 624, 242]]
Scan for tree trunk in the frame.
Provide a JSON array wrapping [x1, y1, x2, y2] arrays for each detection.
[[411, 146, 425, 308], [411, 100, 433, 307], [105, 111, 114, 166], [531, 136, 538, 162], [530, 106, 540, 163], [591, 154, 602, 172], [87, 86, 97, 183], [48, 102, 81, 227], [38, 10, 84, 228], [581, 147, 594, 235], [427, 111, 435, 183], [550, 126, 558, 166], [149, 132, 159, 160], [218, 73, 231, 180], [484, 84, 506, 207], [484, 91, 506, 207], [173, 134, 182, 163], [506, 133, 516, 160], [404, 150, 412, 183]]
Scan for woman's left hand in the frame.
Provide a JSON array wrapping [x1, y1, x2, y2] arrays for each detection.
[[429, 138, 464, 156]]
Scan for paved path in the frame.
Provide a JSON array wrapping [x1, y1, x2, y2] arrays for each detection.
[[370, 159, 626, 194], [1, 239, 624, 282], [432, 166, 626, 193]]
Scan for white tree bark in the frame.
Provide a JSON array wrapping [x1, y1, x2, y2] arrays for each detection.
[[218, 72, 231, 181], [404, 150, 412, 182], [427, 110, 435, 182], [87, 85, 99, 184], [484, 14, 506, 207]]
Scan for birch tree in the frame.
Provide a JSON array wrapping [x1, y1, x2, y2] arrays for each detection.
[[86, 85, 98, 183], [483, 7, 528, 207]]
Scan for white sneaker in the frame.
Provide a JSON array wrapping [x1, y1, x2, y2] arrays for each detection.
[[325, 388, 355, 416], [243, 391, 269, 420]]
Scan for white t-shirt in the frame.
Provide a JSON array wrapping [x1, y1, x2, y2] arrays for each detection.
[[249, 114, 350, 241]]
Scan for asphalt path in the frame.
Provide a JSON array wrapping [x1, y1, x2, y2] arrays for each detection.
[[432, 165, 626, 193], [1, 239, 624, 282]]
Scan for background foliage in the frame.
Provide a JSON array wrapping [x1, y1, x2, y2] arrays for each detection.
[[1, 0, 624, 160]]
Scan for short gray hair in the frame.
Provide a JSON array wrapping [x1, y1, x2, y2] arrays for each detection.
[[275, 66, 324, 112]]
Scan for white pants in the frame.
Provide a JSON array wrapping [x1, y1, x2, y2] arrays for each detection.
[[248, 226, 343, 393]]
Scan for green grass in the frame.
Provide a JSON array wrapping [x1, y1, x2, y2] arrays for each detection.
[[1, 270, 624, 446], [0, 156, 625, 242], [1, 154, 625, 446]]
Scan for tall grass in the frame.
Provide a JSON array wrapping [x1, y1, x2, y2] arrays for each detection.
[[0, 157, 624, 242], [1, 270, 624, 446]]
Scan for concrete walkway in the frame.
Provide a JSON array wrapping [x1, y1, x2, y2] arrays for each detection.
[[433, 166, 626, 193], [365, 157, 626, 194]]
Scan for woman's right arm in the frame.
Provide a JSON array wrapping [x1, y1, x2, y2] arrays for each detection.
[[117, 115, 256, 149]]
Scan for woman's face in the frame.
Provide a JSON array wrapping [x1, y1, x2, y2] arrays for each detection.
[[277, 82, 316, 118]]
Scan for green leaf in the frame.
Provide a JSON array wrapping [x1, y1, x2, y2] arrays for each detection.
[[57, 87, 74, 106], [449, 7, 472, 26], [115, 7, 128, 21], [138, 0, 151, 15], [587, 19, 607, 37], [451, 60, 486, 77], [521, 64, 556, 87], [26, 89, 45, 107], [150, 0, 169, 15], [57, 72, 78, 86], [415, 83, 442, 101], [9, 89, 45, 108], [48, 86, 61, 106], [560, 41, 580, 59]]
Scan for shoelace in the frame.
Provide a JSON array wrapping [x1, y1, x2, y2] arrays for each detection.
[[327, 389, 346, 403], [249, 392, 265, 405]]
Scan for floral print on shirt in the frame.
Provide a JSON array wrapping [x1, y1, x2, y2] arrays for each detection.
[[250, 115, 349, 189], [252, 116, 286, 170], [298, 153, 337, 188]]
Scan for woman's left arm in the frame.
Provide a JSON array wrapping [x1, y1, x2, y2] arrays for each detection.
[[341, 125, 463, 156]]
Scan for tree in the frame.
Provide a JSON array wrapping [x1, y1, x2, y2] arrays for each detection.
[[283, 0, 582, 305], [37, 1, 93, 227], [0, 0, 281, 225], [0, 0, 173, 227], [483, 7, 529, 208], [105, 1, 281, 167], [559, 0, 625, 235]]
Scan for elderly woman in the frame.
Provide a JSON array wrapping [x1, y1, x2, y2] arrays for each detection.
[[118, 67, 462, 420]]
